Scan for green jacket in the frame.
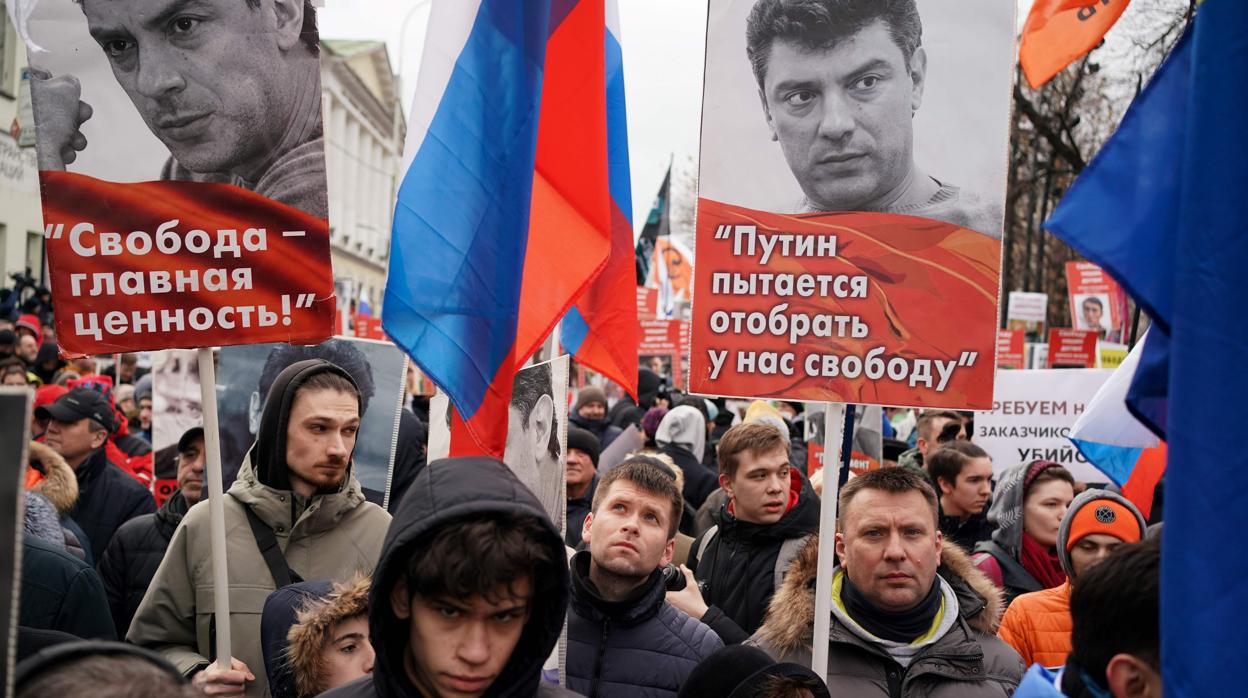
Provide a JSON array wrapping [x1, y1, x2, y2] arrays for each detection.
[[127, 453, 390, 698]]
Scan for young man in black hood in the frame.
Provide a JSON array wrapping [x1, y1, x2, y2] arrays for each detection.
[[320, 456, 577, 698], [128, 359, 390, 698]]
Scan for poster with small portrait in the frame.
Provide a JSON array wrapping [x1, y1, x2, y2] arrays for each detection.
[[215, 337, 407, 506], [427, 357, 570, 532], [150, 349, 203, 503], [1066, 261, 1128, 343], [689, 0, 1012, 409], [24, 0, 335, 355]]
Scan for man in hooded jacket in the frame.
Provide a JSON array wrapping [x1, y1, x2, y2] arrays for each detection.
[[127, 360, 391, 698], [654, 405, 717, 510], [319, 456, 578, 698]]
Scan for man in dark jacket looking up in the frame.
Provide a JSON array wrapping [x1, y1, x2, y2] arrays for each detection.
[[320, 456, 577, 698], [98, 425, 206, 637], [37, 386, 155, 562], [667, 422, 819, 645], [567, 457, 722, 697]]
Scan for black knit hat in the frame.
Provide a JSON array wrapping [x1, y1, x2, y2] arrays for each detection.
[[566, 426, 601, 467], [677, 645, 830, 698]]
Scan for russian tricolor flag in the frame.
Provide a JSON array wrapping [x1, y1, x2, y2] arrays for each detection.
[[382, 0, 611, 456], [560, 2, 639, 400], [1068, 335, 1165, 518]]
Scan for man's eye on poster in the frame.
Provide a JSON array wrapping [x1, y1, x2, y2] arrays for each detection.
[[690, 0, 1012, 410]]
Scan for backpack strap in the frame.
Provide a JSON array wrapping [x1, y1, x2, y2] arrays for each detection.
[[243, 505, 302, 587], [774, 533, 811, 590], [694, 525, 718, 570]]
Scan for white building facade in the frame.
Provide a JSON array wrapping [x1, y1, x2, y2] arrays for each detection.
[[320, 40, 405, 318], [0, 8, 46, 290]]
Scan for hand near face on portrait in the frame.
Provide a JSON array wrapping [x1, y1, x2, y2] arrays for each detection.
[[29, 69, 94, 171]]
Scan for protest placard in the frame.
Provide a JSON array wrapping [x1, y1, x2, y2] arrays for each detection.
[[636, 287, 658, 320], [639, 318, 688, 389], [150, 349, 203, 504], [688, 0, 1012, 409], [0, 388, 32, 697], [428, 357, 570, 529], [1007, 291, 1048, 343], [25, 0, 335, 355], [1047, 328, 1098, 368], [975, 369, 1113, 482], [216, 337, 407, 506], [997, 328, 1026, 369], [1099, 342, 1128, 369], [1066, 261, 1128, 343]]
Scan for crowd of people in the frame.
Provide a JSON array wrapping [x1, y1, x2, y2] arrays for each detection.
[[3, 297, 1162, 698]]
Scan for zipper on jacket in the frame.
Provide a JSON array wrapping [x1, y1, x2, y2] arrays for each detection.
[[589, 618, 610, 698]]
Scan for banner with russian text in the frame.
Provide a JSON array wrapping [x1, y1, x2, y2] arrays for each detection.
[[24, 1, 334, 355], [688, 0, 1012, 409], [975, 368, 1112, 482]]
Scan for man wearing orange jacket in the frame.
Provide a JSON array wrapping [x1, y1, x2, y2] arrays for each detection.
[[997, 490, 1146, 668]]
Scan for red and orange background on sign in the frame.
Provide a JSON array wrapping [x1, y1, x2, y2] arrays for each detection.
[[689, 199, 1001, 409]]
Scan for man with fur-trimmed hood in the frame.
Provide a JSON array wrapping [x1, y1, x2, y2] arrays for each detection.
[[128, 359, 391, 698], [747, 467, 1024, 696]]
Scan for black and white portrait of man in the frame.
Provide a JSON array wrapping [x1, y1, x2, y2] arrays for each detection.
[[27, 0, 327, 218], [699, 0, 1011, 237]]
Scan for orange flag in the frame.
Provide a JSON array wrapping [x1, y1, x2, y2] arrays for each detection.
[[1020, 0, 1131, 89]]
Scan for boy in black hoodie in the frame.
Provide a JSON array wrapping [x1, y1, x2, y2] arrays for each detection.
[[321, 457, 577, 698]]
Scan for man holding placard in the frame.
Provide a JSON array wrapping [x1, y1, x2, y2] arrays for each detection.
[[128, 360, 389, 698]]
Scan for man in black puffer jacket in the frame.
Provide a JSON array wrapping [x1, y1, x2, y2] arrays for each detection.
[[567, 458, 721, 697], [97, 426, 204, 637], [667, 423, 819, 645]]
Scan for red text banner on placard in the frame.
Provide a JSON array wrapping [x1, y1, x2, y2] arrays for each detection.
[[689, 200, 1001, 408], [41, 172, 335, 355], [1046, 328, 1098, 368], [997, 329, 1026, 369]]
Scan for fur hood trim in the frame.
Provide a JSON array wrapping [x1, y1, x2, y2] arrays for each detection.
[[756, 536, 1006, 653], [28, 441, 77, 514], [287, 573, 371, 697]]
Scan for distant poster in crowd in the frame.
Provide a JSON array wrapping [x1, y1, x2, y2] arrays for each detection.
[[25, 0, 335, 354], [639, 319, 689, 389], [428, 357, 570, 531], [689, 0, 1012, 409], [805, 404, 883, 477], [216, 338, 407, 506], [976, 369, 1113, 482], [997, 329, 1026, 369], [150, 349, 203, 503], [1007, 292, 1048, 343], [1046, 328, 1098, 368], [1066, 261, 1128, 343], [0, 388, 33, 697]]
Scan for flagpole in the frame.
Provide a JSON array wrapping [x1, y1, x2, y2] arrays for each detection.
[[811, 402, 847, 679], [196, 347, 232, 669]]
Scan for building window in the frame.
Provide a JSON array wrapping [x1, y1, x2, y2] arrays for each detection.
[[26, 230, 44, 285], [0, 1, 16, 99]]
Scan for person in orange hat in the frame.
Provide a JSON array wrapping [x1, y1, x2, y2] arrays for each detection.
[[997, 490, 1146, 668]]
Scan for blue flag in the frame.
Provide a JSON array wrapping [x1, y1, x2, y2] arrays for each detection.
[[1045, 2, 1248, 694]]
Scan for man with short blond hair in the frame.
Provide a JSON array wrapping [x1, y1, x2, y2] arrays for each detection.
[[666, 423, 819, 644]]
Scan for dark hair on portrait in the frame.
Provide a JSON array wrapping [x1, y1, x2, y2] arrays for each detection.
[[839, 465, 938, 530], [75, 0, 320, 53], [403, 511, 559, 605], [1082, 296, 1104, 309], [746, 0, 923, 91], [926, 440, 989, 490], [258, 342, 375, 413], [592, 458, 684, 538], [1067, 537, 1161, 690], [511, 362, 561, 461]]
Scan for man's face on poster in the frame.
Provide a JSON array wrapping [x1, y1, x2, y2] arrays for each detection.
[[1082, 299, 1104, 329], [504, 398, 554, 499], [760, 20, 925, 211], [82, 0, 303, 174]]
